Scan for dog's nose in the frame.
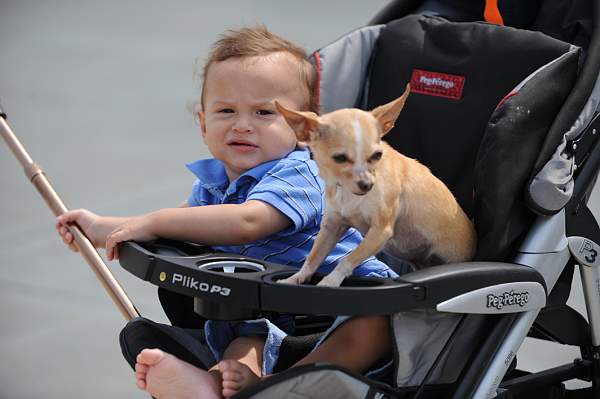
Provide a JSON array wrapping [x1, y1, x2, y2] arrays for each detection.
[[357, 180, 373, 192]]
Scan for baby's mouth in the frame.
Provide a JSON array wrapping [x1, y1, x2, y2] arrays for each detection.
[[229, 141, 258, 150]]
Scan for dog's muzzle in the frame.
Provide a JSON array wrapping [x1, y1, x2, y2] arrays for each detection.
[[355, 180, 373, 194]]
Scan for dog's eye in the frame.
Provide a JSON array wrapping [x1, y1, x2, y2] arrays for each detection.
[[332, 154, 349, 163], [369, 151, 383, 162]]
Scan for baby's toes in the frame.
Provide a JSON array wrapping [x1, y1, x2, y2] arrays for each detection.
[[135, 363, 149, 373], [222, 370, 243, 397], [134, 363, 149, 389], [136, 376, 147, 390], [219, 360, 254, 397], [222, 378, 242, 397], [222, 370, 242, 385], [137, 348, 165, 367]]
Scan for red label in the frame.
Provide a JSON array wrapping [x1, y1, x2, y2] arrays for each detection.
[[410, 69, 465, 100]]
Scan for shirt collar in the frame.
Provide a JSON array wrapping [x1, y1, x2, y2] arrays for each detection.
[[186, 149, 307, 189], [185, 158, 228, 189]]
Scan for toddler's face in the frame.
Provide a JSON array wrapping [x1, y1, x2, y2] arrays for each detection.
[[199, 53, 307, 181]]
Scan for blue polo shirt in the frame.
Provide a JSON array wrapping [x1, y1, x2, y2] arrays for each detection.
[[186, 149, 395, 277]]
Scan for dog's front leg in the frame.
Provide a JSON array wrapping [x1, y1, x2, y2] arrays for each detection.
[[279, 213, 349, 285], [318, 224, 394, 287]]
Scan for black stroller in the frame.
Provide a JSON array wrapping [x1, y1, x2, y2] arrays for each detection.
[[4, 0, 599, 398]]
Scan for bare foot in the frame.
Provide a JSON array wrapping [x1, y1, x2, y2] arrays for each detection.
[[218, 359, 261, 398], [136, 348, 221, 399]]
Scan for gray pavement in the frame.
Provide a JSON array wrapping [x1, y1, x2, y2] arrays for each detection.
[[0, 1, 597, 398]]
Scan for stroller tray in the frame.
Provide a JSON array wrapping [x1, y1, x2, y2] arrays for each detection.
[[119, 240, 547, 319]]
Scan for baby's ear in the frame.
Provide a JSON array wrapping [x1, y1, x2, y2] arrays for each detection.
[[275, 101, 321, 143], [196, 111, 208, 141], [371, 83, 410, 136]]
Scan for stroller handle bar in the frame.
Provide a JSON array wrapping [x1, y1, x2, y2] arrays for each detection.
[[0, 108, 140, 321]]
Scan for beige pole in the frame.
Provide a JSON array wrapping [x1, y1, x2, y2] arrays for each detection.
[[0, 111, 140, 321]]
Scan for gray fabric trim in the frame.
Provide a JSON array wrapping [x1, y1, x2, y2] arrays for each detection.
[[393, 310, 461, 386], [514, 47, 578, 92], [529, 137, 575, 212], [314, 25, 384, 114], [252, 369, 370, 399], [529, 45, 600, 212]]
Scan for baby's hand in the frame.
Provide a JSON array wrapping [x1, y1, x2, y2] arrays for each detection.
[[56, 209, 103, 252], [105, 216, 157, 261]]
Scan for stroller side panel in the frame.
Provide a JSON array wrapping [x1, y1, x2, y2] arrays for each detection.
[[312, 25, 384, 114], [529, 77, 600, 213], [393, 310, 461, 386]]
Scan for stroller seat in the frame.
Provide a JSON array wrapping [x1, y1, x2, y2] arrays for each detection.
[[118, 2, 600, 398]]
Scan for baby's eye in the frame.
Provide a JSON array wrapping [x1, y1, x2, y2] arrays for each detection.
[[219, 108, 235, 114], [256, 109, 274, 116]]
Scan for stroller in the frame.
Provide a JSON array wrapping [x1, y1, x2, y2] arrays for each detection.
[[3, 0, 595, 398]]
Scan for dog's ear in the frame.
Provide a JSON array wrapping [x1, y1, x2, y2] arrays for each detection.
[[371, 83, 410, 136], [275, 101, 320, 142]]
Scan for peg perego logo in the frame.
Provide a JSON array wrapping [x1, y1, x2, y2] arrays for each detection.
[[410, 69, 466, 100], [419, 76, 455, 89], [171, 273, 231, 296], [486, 290, 529, 310]]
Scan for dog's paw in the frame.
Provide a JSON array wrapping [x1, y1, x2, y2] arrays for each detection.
[[278, 272, 310, 285], [316, 272, 345, 287]]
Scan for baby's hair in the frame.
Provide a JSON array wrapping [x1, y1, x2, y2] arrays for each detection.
[[196, 25, 316, 113]]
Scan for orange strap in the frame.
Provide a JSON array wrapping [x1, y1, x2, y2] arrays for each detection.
[[484, 0, 505, 25]]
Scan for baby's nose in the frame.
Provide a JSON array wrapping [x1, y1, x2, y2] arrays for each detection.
[[233, 117, 253, 133]]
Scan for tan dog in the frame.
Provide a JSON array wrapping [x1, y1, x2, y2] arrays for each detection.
[[276, 84, 476, 287]]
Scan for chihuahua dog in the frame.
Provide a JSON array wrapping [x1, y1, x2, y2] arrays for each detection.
[[276, 84, 476, 287]]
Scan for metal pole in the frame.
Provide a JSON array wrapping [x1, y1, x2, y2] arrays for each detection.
[[0, 107, 140, 321]]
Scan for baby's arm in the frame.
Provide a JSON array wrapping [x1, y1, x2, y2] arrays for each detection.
[[105, 200, 291, 260], [56, 209, 133, 251], [56, 199, 191, 252]]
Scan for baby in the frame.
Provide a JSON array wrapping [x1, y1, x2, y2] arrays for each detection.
[[57, 26, 397, 399]]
